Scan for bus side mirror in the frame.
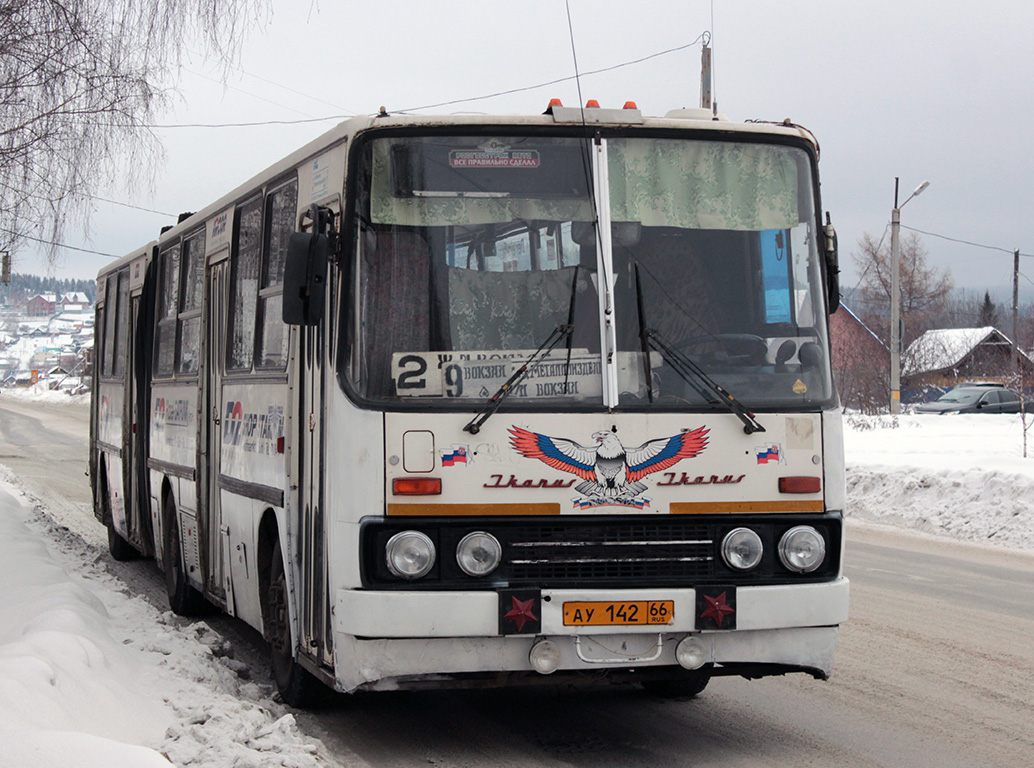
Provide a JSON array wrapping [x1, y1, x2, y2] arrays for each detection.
[[283, 231, 329, 326], [824, 212, 840, 314]]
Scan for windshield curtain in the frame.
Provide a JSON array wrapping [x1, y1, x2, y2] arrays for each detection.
[[343, 132, 833, 409]]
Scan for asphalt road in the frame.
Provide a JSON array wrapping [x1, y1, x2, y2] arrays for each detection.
[[3, 395, 1033, 768]]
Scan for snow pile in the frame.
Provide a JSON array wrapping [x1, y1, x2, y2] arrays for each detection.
[[0, 480, 340, 768], [844, 412, 1034, 549]]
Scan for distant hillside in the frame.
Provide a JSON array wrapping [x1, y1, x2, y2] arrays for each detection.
[[1, 274, 96, 305]]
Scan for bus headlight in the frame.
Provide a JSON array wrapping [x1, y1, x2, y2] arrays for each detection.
[[779, 526, 826, 573], [721, 527, 763, 571], [456, 531, 502, 577], [385, 531, 436, 579]]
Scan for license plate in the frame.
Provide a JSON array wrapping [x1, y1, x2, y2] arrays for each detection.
[[563, 600, 674, 627]]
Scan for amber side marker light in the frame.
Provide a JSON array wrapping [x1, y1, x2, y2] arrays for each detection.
[[779, 476, 821, 494], [392, 478, 442, 496]]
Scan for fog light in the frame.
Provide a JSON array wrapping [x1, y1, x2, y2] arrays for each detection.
[[675, 637, 707, 670], [721, 527, 763, 571], [529, 639, 562, 675], [456, 531, 502, 577], [779, 525, 826, 573], [385, 531, 436, 579]]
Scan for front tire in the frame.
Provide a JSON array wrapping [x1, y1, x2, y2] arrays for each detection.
[[267, 540, 323, 707], [641, 669, 711, 698]]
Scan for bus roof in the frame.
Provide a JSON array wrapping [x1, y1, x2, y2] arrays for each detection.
[[100, 106, 819, 272]]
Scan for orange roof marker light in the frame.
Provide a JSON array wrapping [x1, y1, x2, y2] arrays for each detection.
[[585, 99, 601, 108], [543, 97, 564, 115], [623, 101, 638, 110]]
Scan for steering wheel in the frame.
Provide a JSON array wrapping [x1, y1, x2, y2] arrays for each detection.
[[682, 334, 768, 366]]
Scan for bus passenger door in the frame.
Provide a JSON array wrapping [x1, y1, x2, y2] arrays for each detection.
[[298, 205, 335, 667], [203, 257, 231, 609]]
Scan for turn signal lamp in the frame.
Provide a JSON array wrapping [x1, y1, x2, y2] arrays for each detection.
[[778, 476, 821, 494], [392, 477, 442, 496]]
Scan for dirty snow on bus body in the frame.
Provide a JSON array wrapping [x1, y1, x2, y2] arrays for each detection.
[[1, 388, 1033, 767]]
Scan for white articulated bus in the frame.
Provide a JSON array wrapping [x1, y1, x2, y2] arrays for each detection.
[[91, 102, 849, 705]]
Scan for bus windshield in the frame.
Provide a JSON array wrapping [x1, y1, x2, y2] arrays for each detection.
[[343, 132, 833, 410]]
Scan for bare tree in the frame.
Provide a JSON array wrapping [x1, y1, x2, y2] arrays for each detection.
[[1, 0, 264, 266], [852, 230, 954, 348]]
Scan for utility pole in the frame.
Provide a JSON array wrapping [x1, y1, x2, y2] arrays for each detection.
[[889, 178, 930, 414], [890, 181, 901, 413], [1013, 248, 1020, 374]]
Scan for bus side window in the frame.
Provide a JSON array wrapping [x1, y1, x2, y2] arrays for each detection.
[[154, 244, 180, 377], [257, 178, 298, 369], [229, 197, 263, 371], [101, 275, 117, 378], [176, 229, 206, 375], [112, 271, 130, 378]]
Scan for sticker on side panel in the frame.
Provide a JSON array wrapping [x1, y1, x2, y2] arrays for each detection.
[[755, 443, 785, 465], [440, 444, 470, 467]]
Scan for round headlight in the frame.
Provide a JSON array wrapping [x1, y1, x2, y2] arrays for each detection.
[[385, 531, 436, 579], [456, 531, 502, 577], [779, 526, 826, 573], [721, 527, 763, 571]]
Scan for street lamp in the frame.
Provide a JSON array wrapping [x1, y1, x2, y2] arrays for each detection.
[[890, 178, 930, 414]]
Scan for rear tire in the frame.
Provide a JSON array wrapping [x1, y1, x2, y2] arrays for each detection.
[[100, 471, 137, 562], [641, 669, 711, 698], [107, 518, 138, 561], [267, 540, 323, 707], [162, 492, 208, 616]]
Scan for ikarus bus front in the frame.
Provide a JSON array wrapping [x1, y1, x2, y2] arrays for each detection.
[[92, 102, 849, 706], [305, 105, 848, 698]]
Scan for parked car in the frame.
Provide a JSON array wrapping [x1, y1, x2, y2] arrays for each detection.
[[912, 383, 1024, 414]]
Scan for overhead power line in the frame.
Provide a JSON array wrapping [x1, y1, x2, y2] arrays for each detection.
[[141, 36, 708, 129], [901, 224, 1033, 259]]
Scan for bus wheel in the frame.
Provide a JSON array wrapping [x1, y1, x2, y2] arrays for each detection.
[[107, 519, 138, 561], [162, 492, 208, 616], [267, 541, 322, 707], [101, 472, 136, 562], [641, 669, 711, 698]]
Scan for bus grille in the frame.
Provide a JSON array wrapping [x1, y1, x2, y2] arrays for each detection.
[[504, 522, 713, 584]]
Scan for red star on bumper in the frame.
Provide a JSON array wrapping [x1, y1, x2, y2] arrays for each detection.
[[503, 596, 539, 632], [700, 592, 735, 628]]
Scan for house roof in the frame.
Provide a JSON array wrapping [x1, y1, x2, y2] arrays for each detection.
[[902, 327, 1028, 376]]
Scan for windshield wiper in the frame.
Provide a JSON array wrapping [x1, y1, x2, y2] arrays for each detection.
[[645, 329, 766, 435], [463, 324, 573, 435]]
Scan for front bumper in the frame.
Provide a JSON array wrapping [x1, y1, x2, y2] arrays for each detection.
[[332, 578, 849, 692]]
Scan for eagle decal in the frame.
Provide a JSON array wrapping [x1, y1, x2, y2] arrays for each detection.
[[508, 425, 709, 502]]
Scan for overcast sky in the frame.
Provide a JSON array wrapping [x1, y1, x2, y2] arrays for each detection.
[[19, 0, 1034, 304]]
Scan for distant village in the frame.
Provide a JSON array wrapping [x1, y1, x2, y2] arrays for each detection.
[[0, 289, 94, 393]]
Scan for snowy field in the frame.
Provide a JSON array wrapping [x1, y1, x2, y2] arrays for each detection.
[[1, 388, 1033, 767]]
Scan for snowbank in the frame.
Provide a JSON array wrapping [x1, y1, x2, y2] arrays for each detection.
[[0, 480, 339, 768], [845, 412, 1034, 550]]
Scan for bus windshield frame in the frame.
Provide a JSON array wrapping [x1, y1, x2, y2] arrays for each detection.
[[338, 127, 836, 413]]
